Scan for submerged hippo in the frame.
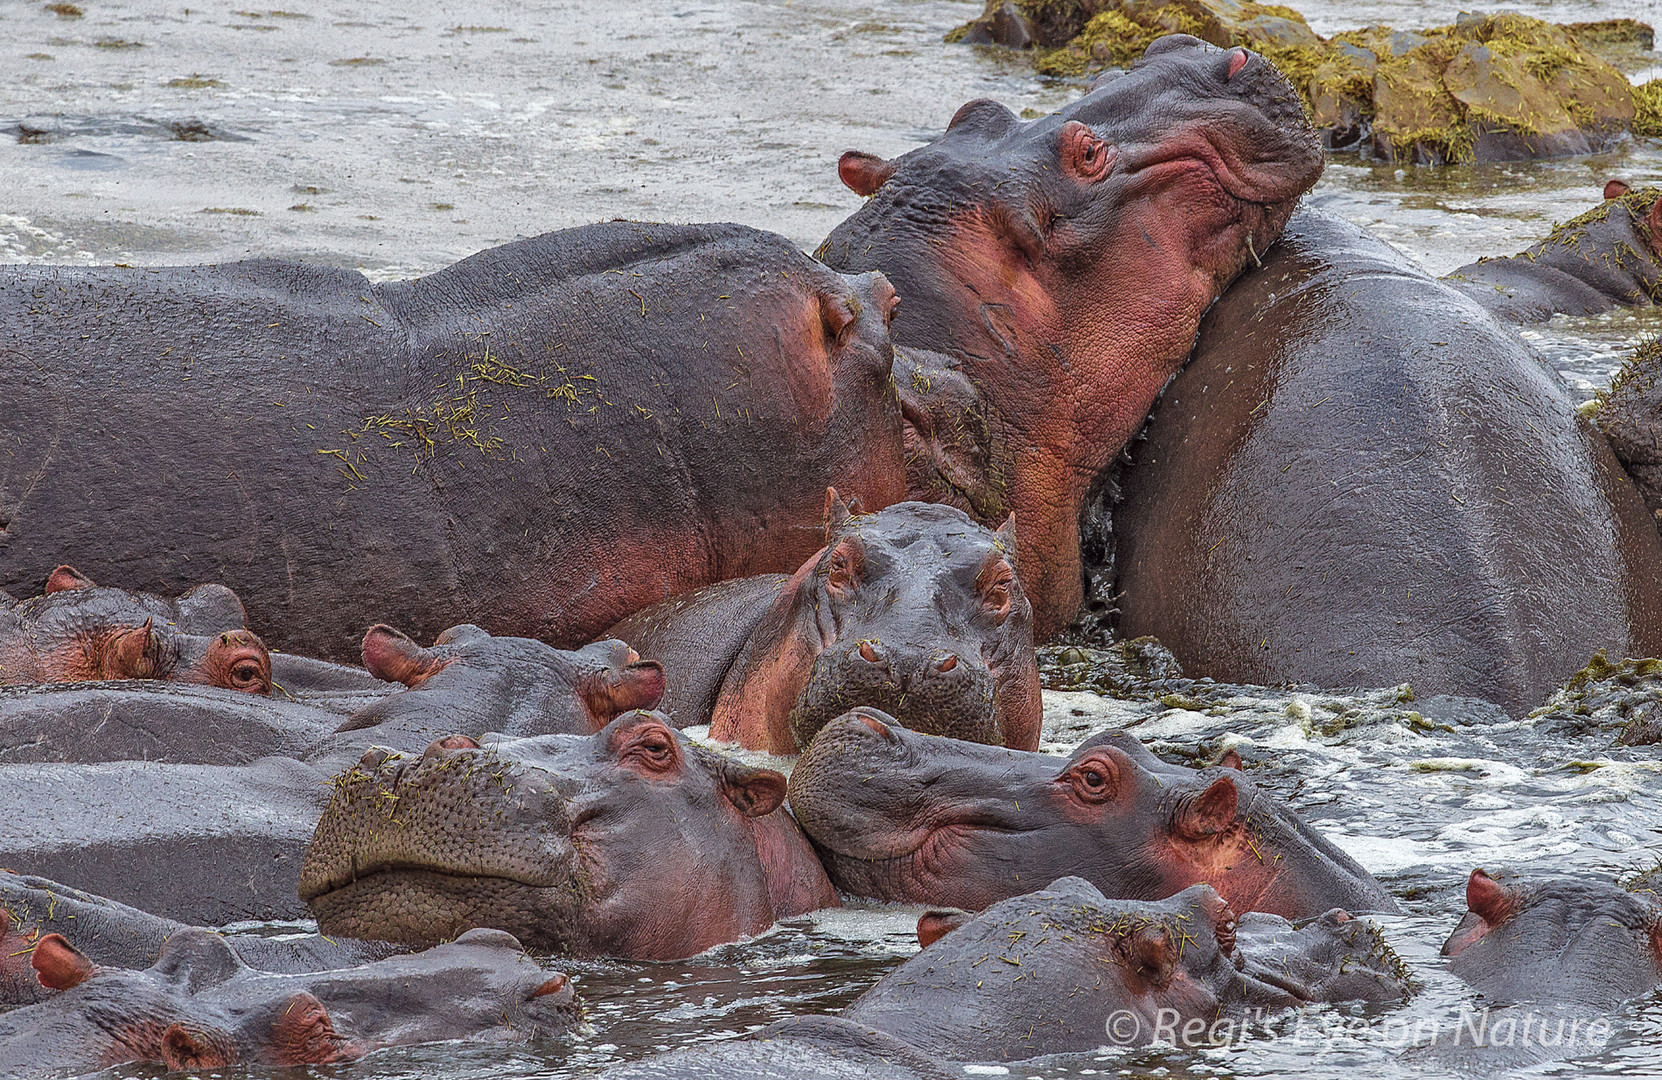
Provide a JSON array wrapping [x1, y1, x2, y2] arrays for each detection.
[[1110, 208, 1662, 714], [0, 925, 576, 1075], [327, 622, 666, 755], [607, 495, 1040, 753], [819, 36, 1322, 637], [787, 710, 1395, 918], [0, 224, 907, 661], [0, 570, 271, 694], [302, 711, 836, 959], [1445, 181, 1662, 322], [596, 876, 1406, 1076]]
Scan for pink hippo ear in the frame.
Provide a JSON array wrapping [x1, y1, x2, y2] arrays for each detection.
[[838, 151, 895, 197], [1466, 868, 1515, 927], [720, 762, 788, 818], [917, 909, 973, 949], [44, 565, 95, 594], [1058, 120, 1115, 183], [266, 992, 355, 1065], [1217, 748, 1244, 770], [31, 933, 98, 990], [1174, 775, 1240, 840], [1605, 179, 1631, 200], [584, 661, 667, 726], [360, 624, 451, 688], [102, 619, 167, 680], [161, 1023, 240, 1069], [822, 487, 865, 542]]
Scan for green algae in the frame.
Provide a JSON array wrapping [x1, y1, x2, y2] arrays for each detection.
[[1637, 79, 1662, 138]]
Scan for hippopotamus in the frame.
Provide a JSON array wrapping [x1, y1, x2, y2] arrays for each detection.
[[1109, 208, 1662, 714], [0, 224, 908, 661], [1416, 868, 1662, 1069], [0, 570, 271, 694], [326, 622, 666, 756], [1445, 181, 1662, 322], [818, 36, 1323, 637], [1594, 337, 1662, 522], [595, 876, 1406, 1076], [787, 710, 1396, 918], [301, 711, 837, 959], [0, 924, 576, 1074], [0, 873, 405, 1007], [606, 495, 1040, 753]]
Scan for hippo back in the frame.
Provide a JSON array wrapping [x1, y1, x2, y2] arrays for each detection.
[[1113, 208, 1662, 714]]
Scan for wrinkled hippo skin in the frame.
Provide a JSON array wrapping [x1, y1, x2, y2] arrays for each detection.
[[1446, 183, 1662, 322], [608, 497, 1040, 753], [788, 710, 1395, 918], [1414, 868, 1662, 1069], [845, 878, 1405, 1060], [0, 571, 271, 694], [0, 872, 406, 1007], [819, 36, 1322, 637], [328, 623, 665, 756], [593, 1016, 958, 1080], [0, 925, 576, 1075], [0, 756, 328, 923], [1111, 208, 1662, 715], [1595, 337, 1662, 525], [0, 224, 907, 661], [302, 712, 836, 959]]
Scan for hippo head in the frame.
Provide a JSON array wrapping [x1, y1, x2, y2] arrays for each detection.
[[843, 877, 1402, 1060], [820, 37, 1322, 636], [301, 711, 833, 959], [709, 494, 1040, 753], [1442, 869, 1662, 1010], [788, 712, 1396, 919], [339, 623, 665, 739]]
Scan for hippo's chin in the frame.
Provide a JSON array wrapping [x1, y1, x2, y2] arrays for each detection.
[[307, 870, 583, 955]]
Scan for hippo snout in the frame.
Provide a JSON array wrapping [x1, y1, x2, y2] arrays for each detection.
[[789, 639, 996, 747]]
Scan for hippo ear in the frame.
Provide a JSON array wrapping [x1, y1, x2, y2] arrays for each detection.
[[104, 619, 167, 680], [838, 150, 895, 197], [361, 624, 451, 688], [584, 660, 667, 725], [823, 487, 865, 542], [44, 565, 95, 594], [161, 1022, 240, 1069], [1605, 179, 1631, 200], [993, 514, 1018, 567], [1465, 869, 1515, 927], [917, 909, 974, 949], [1058, 120, 1115, 183], [31, 933, 98, 990], [1217, 748, 1244, 770], [1174, 775, 1240, 839], [720, 762, 788, 818], [267, 991, 354, 1065]]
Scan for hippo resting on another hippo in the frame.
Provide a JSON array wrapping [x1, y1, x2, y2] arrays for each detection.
[[0, 566, 271, 694], [0, 925, 576, 1075], [1445, 181, 1662, 322], [1109, 208, 1662, 715], [607, 496, 1040, 753], [818, 35, 1323, 638], [787, 710, 1395, 918], [0, 224, 907, 661], [302, 711, 836, 959], [594, 876, 1406, 1077]]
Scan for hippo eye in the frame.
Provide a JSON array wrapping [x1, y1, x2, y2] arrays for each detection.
[[231, 661, 263, 687], [625, 729, 680, 773], [1066, 755, 1119, 802]]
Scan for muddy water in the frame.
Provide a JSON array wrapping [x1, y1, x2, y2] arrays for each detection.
[[4, 0, 1661, 1077]]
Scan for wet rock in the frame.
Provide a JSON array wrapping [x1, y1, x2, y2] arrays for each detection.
[[1529, 652, 1662, 745], [953, 1, 1034, 49], [1039, 636, 1190, 700]]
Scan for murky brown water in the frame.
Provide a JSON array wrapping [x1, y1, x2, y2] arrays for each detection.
[[4, 1, 1662, 1077]]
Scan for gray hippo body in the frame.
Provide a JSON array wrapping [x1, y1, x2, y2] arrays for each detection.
[[1110, 208, 1662, 714]]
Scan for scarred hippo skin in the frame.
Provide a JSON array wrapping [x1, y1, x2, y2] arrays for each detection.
[[0, 224, 908, 661], [0, 873, 407, 1007], [1444, 182, 1662, 323], [843, 878, 1406, 1060], [0, 756, 329, 923], [1111, 208, 1662, 715], [607, 496, 1040, 753], [1595, 337, 1662, 522], [787, 710, 1396, 918], [301, 711, 837, 959], [0, 571, 271, 694], [1413, 868, 1662, 1069], [326, 623, 664, 758], [819, 36, 1323, 638], [0, 925, 577, 1075]]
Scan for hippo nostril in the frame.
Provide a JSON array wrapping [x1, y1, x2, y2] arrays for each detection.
[[858, 640, 881, 664], [532, 974, 568, 998], [423, 734, 481, 760], [1226, 47, 1249, 79], [855, 712, 897, 741], [932, 654, 958, 675]]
